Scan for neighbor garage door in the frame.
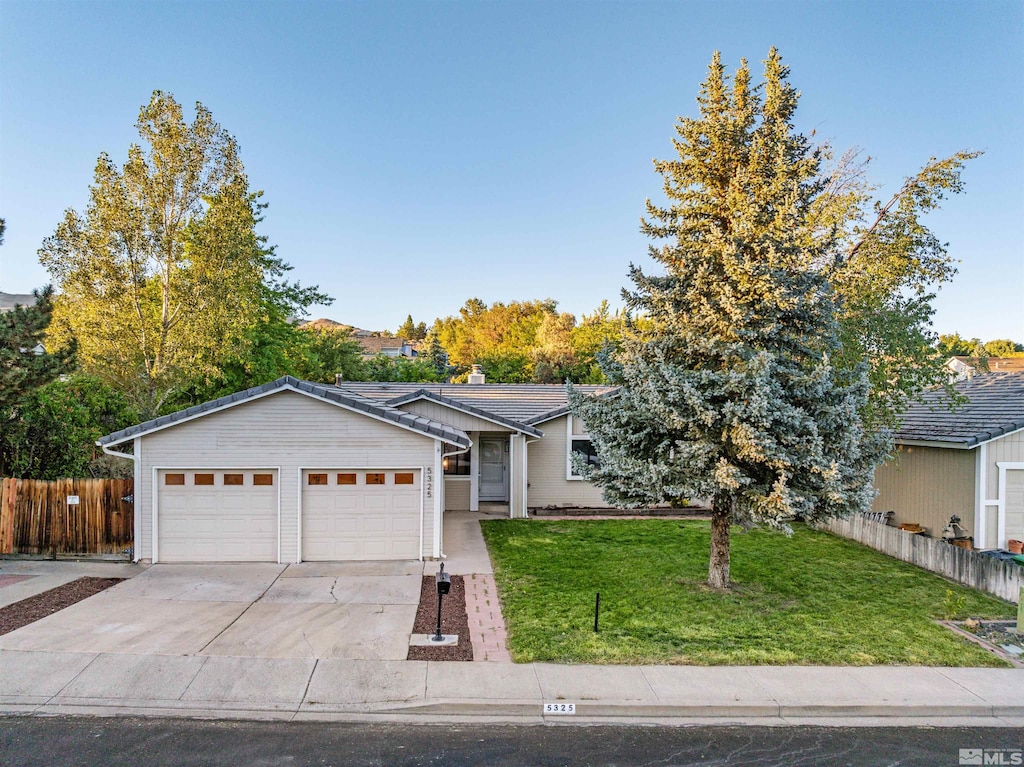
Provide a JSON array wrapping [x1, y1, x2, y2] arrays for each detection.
[[302, 469, 421, 560], [157, 469, 278, 562]]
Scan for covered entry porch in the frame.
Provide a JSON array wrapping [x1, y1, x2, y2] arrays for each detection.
[[443, 430, 529, 518]]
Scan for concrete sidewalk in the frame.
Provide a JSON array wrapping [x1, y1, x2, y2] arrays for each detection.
[[1, 649, 1021, 725]]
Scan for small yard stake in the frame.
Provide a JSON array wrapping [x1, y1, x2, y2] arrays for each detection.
[[594, 592, 600, 633]]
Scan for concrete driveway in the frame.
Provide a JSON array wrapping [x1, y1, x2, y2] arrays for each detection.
[[0, 561, 423, 660]]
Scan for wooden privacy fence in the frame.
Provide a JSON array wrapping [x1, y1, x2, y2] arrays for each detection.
[[818, 514, 1023, 603], [0, 478, 133, 557]]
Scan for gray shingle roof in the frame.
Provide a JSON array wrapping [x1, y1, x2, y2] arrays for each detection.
[[96, 376, 471, 449], [896, 373, 1024, 448], [334, 382, 617, 425]]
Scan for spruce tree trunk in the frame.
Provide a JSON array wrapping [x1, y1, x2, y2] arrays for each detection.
[[708, 494, 732, 589]]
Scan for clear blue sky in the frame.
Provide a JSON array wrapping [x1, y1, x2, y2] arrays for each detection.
[[2, 0, 1021, 341]]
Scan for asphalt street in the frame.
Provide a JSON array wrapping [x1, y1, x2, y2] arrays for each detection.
[[2, 718, 1022, 767]]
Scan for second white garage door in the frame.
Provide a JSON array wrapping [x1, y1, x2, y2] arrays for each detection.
[[301, 469, 421, 561]]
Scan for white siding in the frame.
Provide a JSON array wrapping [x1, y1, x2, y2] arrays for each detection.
[[444, 479, 471, 511], [399, 400, 514, 433], [1005, 470, 1024, 545], [983, 431, 1024, 547], [527, 415, 609, 509], [986, 430, 1024, 498], [138, 390, 437, 563]]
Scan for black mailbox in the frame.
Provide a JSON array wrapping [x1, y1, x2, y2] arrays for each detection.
[[436, 562, 451, 595]]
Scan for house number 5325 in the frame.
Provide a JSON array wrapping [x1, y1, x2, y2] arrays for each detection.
[[543, 703, 576, 714]]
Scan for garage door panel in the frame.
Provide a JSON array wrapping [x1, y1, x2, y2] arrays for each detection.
[[158, 470, 277, 563], [364, 496, 388, 512], [302, 469, 421, 561], [393, 518, 418, 535], [393, 496, 418, 512]]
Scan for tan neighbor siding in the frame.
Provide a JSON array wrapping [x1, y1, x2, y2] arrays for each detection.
[[527, 415, 609, 509], [398, 400, 513, 433], [138, 390, 437, 563], [872, 445, 975, 538]]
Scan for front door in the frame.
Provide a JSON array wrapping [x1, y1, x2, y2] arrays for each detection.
[[479, 437, 509, 502]]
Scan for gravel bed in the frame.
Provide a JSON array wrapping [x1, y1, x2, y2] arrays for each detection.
[[0, 577, 124, 636], [407, 574, 473, 661]]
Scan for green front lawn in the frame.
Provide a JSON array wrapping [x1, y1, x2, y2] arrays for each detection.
[[480, 519, 1015, 666]]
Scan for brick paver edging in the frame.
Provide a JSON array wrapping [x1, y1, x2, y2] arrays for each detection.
[[463, 572, 511, 662]]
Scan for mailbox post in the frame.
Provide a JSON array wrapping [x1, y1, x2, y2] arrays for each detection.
[[433, 562, 451, 642]]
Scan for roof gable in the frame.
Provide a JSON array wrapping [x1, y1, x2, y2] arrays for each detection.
[[97, 376, 470, 449], [386, 390, 544, 437], [334, 381, 617, 424]]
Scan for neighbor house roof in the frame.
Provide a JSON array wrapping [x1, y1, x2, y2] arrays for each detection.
[[949, 356, 1024, 374], [896, 373, 1024, 448], [335, 382, 617, 426], [97, 376, 471, 449], [355, 336, 412, 356]]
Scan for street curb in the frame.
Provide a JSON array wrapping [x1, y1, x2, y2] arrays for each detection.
[[3, 696, 1022, 726]]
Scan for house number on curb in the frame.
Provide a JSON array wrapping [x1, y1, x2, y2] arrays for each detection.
[[425, 467, 433, 499], [543, 703, 576, 714]]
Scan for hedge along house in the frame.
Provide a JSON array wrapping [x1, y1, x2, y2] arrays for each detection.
[[872, 373, 1024, 549], [97, 375, 617, 564]]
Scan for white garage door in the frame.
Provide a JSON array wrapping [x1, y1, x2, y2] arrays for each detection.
[[1005, 469, 1024, 547], [302, 469, 421, 561], [157, 469, 278, 563]]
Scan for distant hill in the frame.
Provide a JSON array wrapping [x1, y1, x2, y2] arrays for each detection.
[[0, 291, 36, 313], [300, 318, 374, 337]]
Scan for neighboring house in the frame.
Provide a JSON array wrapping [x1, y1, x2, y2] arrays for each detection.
[[300, 318, 375, 338], [97, 373, 616, 564], [947, 356, 1024, 382], [872, 373, 1024, 549], [355, 335, 418, 359], [0, 291, 36, 313]]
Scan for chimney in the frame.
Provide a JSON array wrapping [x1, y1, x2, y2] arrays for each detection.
[[335, 372, 344, 386], [467, 364, 485, 385]]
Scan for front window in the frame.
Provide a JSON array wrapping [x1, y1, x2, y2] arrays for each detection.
[[443, 450, 471, 476], [570, 438, 600, 476]]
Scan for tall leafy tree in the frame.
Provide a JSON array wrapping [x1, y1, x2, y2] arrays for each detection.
[[0, 286, 75, 475], [4, 375, 137, 480], [291, 325, 366, 384], [39, 90, 326, 415], [570, 50, 879, 589], [812, 148, 981, 430], [396, 314, 427, 341], [421, 332, 451, 380], [937, 333, 984, 358], [982, 339, 1023, 358]]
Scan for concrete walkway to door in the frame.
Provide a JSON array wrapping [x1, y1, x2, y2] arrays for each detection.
[[436, 510, 511, 662]]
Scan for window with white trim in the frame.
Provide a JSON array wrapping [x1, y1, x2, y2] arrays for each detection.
[[567, 415, 600, 479], [443, 450, 471, 476]]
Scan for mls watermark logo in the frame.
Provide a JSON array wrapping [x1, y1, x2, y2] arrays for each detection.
[[960, 749, 1024, 765]]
